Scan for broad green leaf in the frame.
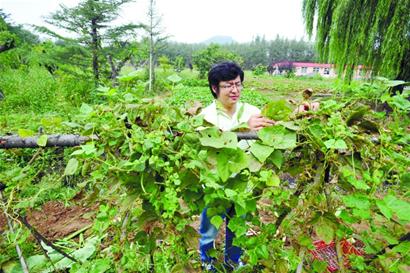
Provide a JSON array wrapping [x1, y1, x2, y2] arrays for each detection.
[[199, 128, 237, 149], [342, 194, 370, 210], [352, 208, 371, 219], [249, 142, 274, 162], [210, 215, 223, 229], [259, 170, 280, 187], [258, 125, 296, 149], [392, 241, 410, 254], [314, 217, 335, 244], [341, 166, 370, 190], [227, 216, 247, 236], [347, 177, 370, 190], [384, 195, 410, 222], [80, 103, 93, 115], [267, 173, 280, 187], [71, 149, 84, 156], [246, 153, 263, 172], [224, 188, 237, 198], [167, 74, 182, 83], [278, 121, 300, 130], [270, 150, 284, 169], [62, 121, 81, 128], [213, 148, 248, 182], [36, 135, 48, 147], [17, 128, 35, 137], [375, 199, 392, 220], [41, 116, 62, 127], [82, 143, 97, 155], [400, 172, 410, 189], [324, 138, 347, 149], [64, 158, 79, 176], [261, 99, 292, 121]]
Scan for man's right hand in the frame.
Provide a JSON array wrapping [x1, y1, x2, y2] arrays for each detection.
[[248, 114, 275, 131]]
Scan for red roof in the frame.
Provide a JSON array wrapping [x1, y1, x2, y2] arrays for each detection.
[[292, 62, 333, 68]]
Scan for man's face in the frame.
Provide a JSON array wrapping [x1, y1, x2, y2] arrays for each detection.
[[213, 76, 243, 108]]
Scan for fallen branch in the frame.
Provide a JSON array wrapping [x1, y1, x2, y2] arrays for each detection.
[[236, 132, 259, 140], [0, 134, 95, 149], [0, 132, 256, 149]]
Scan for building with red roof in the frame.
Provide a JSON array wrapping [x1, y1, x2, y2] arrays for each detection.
[[270, 61, 369, 79]]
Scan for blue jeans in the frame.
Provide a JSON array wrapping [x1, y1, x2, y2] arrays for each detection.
[[199, 206, 242, 264]]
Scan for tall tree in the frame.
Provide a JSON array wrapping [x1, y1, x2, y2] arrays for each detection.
[[0, 10, 38, 54], [303, 0, 410, 81], [38, 0, 138, 84], [145, 0, 167, 92], [192, 44, 243, 78]]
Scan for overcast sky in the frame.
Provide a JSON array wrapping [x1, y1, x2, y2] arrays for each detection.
[[1, 0, 311, 43]]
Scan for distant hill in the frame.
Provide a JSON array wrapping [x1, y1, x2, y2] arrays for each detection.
[[201, 35, 236, 45]]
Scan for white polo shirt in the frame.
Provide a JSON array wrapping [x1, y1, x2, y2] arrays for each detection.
[[200, 100, 260, 149]]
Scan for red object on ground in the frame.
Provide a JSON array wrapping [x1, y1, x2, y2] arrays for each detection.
[[310, 240, 364, 272]]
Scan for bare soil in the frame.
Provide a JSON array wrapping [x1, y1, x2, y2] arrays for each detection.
[[0, 200, 96, 241]]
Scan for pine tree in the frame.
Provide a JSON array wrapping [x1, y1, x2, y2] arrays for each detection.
[[38, 0, 139, 84]]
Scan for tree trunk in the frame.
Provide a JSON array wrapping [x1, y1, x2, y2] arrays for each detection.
[[0, 134, 93, 149], [108, 54, 131, 86], [91, 17, 100, 85], [148, 0, 155, 93]]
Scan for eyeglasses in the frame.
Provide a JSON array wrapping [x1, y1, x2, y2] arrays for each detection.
[[219, 82, 243, 90]]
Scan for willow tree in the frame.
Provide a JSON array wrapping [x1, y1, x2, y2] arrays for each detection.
[[303, 0, 410, 81]]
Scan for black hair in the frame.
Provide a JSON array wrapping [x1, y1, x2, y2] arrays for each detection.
[[207, 61, 244, 98]]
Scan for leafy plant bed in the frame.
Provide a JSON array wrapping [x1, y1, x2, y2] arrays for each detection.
[[0, 78, 408, 272]]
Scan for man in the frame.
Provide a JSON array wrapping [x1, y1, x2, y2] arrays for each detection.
[[198, 62, 275, 271]]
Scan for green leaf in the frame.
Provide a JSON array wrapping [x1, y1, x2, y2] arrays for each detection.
[[199, 128, 238, 149], [347, 177, 370, 190], [384, 195, 410, 222], [375, 199, 392, 220], [391, 241, 410, 254], [258, 125, 297, 149], [17, 128, 35, 137], [324, 138, 347, 149], [246, 153, 263, 172], [267, 173, 280, 187], [224, 189, 237, 198], [41, 116, 62, 127], [314, 217, 335, 244], [259, 170, 280, 187], [210, 215, 223, 229], [213, 148, 248, 182], [249, 142, 274, 162], [37, 135, 48, 147], [227, 216, 247, 236], [167, 74, 182, 83], [341, 167, 370, 190], [82, 143, 97, 155], [270, 150, 284, 169], [80, 103, 93, 115], [261, 100, 292, 121], [64, 158, 79, 176], [342, 194, 370, 210], [400, 172, 410, 189]]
